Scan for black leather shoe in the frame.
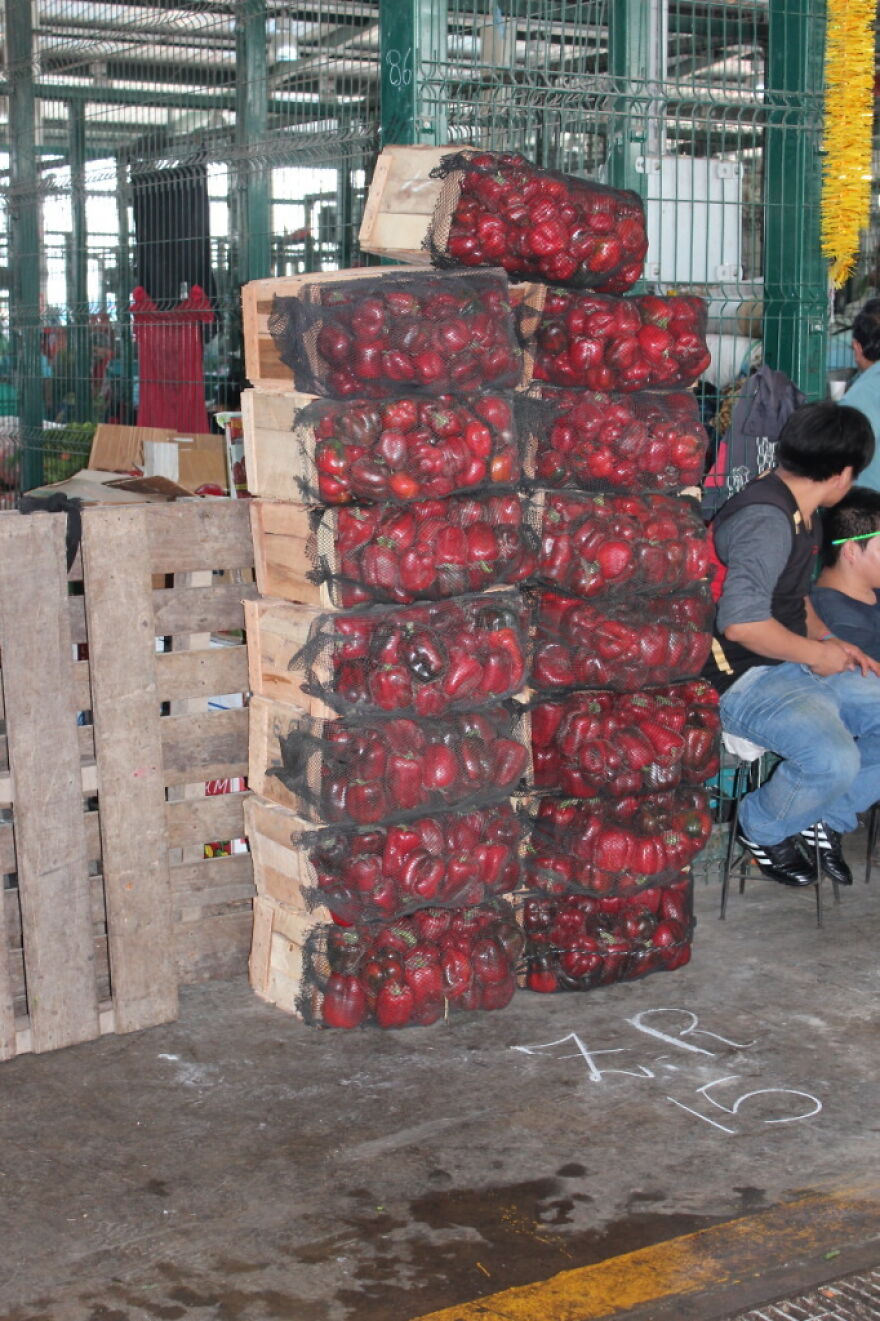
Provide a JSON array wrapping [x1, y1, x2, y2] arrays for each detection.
[[800, 823, 853, 886], [736, 827, 817, 887]]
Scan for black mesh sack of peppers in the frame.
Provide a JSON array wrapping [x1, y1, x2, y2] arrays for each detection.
[[524, 787, 712, 898], [298, 897, 525, 1029], [425, 150, 647, 293], [297, 801, 524, 924], [523, 874, 695, 994], [294, 391, 521, 505], [268, 269, 526, 399], [288, 590, 528, 719], [268, 704, 531, 827], [534, 290, 711, 391], [536, 489, 710, 601], [530, 586, 713, 693], [314, 492, 539, 608], [517, 385, 708, 494], [530, 679, 721, 799]]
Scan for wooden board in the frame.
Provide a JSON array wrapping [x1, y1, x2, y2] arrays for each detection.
[[241, 388, 318, 502], [243, 597, 335, 718], [358, 144, 455, 263], [250, 500, 335, 607], [81, 505, 179, 1034], [0, 514, 100, 1054]]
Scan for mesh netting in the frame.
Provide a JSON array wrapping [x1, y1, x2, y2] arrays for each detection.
[[525, 788, 712, 898], [519, 386, 708, 493], [299, 802, 524, 924], [269, 705, 531, 826], [290, 591, 527, 719], [292, 391, 521, 505], [523, 875, 694, 993], [536, 490, 709, 600], [322, 492, 538, 607], [268, 270, 536, 399], [530, 679, 720, 798], [424, 150, 647, 293], [301, 897, 525, 1028], [534, 291, 710, 391], [531, 587, 713, 692]]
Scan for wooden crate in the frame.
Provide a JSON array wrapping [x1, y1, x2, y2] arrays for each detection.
[[249, 894, 320, 1016], [358, 144, 456, 263], [250, 499, 337, 607], [241, 387, 318, 503], [247, 693, 319, 815], [241, 266, 410, 393], [244, 597, 336, 719], [0, 501, 259, 1060], [243, 794, 332, 919]]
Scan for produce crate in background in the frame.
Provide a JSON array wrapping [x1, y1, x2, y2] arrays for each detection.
[[0, 502, 257, 1061]]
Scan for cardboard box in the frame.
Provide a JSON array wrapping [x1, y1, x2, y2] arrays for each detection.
[[88, 424, 228, 494]]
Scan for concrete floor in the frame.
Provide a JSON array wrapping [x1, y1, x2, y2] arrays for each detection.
[[1, 839, 879, 1321]]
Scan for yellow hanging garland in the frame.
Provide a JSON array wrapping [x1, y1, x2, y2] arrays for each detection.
[[821, 0, 877, 287]]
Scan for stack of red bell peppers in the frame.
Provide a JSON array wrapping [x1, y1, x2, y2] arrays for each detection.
[[511, 168, 718, 995], [263, 267, 537, 1030]]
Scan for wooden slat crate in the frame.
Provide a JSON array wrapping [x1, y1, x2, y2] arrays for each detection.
[[250, 499, 337, 607], [0, 500, 259, 1060], [244, 596, 336, 719], [241, 267, 409, 393], [247, 693, 313, 815], [249, 894, 319, 1016], [243, 794, 331, 918], [241, 388, 318, 502], [358, 144, 457, 263]]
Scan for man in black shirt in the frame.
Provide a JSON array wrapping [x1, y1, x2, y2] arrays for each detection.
[[706, 402, 880, 888]]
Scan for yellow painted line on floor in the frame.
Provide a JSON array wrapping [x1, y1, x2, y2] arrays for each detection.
[[410, 1184, 880, 1321]]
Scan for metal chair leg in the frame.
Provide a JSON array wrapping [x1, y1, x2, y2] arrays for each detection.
[[865, 803, 879, 885]]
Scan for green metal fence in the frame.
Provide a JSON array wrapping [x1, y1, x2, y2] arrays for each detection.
[[0, 0, 873, 498]]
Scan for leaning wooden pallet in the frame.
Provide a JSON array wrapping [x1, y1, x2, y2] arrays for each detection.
[[0, 500, 258, 1060]]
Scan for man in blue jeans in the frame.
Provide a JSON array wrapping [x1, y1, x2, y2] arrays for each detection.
[[705, 401, 880, 888]]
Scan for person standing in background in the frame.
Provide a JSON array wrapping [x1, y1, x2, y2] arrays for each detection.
[[840, 298, 880, 490]]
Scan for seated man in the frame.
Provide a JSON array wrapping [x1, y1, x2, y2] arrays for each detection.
[[812, 487, 880, 662], [705, 401, 880, 889]]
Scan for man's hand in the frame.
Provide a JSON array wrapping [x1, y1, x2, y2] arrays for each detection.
[[815, 638, 880, 678]]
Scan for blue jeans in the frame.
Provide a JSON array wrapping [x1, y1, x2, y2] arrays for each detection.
[[720, 662, 880, 844]]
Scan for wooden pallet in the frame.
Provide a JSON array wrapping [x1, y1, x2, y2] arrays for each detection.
[[0, 501, 259, 1059]]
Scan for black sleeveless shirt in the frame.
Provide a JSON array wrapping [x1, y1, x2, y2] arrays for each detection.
[[703, 471, 820, 694]]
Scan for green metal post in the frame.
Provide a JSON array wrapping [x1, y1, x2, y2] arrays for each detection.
[[763, 0, 827, 400], [606, 0, 655, 198], [235, 0, 270, 284], [336, 145, 355, 269], [115, 154, 135, 421], [5, 0, 44, 489], [379, 0, 447, 147], [68, 100, 91, 423]]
